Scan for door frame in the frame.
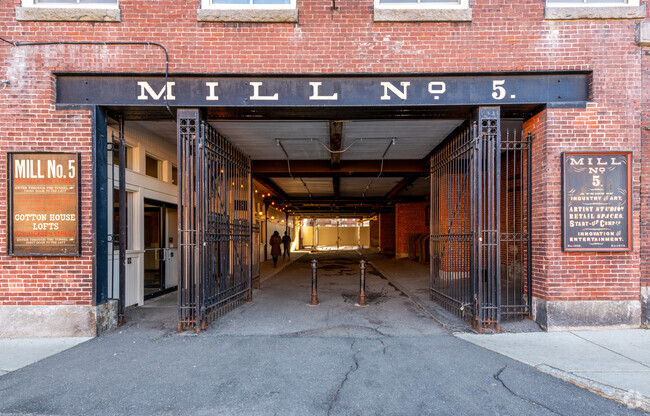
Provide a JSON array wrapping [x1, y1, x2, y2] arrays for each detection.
[[143, 198, 178, 300]]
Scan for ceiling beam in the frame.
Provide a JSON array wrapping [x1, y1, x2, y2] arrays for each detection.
[[253, 159, 427, 177], [329, 120, 342, 169], [385, 176, 421, 199], [333, 177, 341, 200], [254, 177, 290, 200]]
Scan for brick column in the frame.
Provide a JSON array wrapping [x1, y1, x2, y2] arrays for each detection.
[[525, 107, 642, 330]]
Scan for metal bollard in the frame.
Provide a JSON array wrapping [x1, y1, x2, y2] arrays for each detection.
[[310, 259, 319, 306], [358, 259, 367, 307]]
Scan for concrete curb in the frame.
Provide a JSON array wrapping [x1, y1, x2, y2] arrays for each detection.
[[536, 364, 650, 413]]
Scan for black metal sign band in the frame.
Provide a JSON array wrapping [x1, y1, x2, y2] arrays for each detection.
[[562, 152, 632, 252], [56, 72, 589, 107]]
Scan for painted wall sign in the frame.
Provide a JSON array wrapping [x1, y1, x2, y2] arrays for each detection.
[[8, 153, 80, 256], [562, 152, 632, 252], [55, 73, 589, 107]]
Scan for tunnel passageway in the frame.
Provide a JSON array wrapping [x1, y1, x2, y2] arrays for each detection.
[[204, 250, 446, 337]]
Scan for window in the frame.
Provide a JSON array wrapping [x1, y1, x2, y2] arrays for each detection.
[[18, 0, 120, 21], [375, 0, 469, 9], [171, 165, 178, 186], [546, 0, 638, 6], [544, 0, 644, 19], [202, 0, 295, 9], [23, 0, 118, 7], [145, 155, 161, 179]]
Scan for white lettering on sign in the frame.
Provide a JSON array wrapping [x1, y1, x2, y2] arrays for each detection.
[[249, 82, 279, 101], [380, 82, 410, 101], [137, 82, 176, 101], [428, 82, 446, 100], [309, 82, 338, 101], [205, 82, 219, 101], [14, 159, 76, 179], [14, 159, 26, 178]]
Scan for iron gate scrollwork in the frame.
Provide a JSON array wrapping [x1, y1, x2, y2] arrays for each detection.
[[177, 109, 253, 332], [430, 107, 531, 330]]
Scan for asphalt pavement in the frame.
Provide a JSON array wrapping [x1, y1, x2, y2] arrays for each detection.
[[0, 250, 647, 415]]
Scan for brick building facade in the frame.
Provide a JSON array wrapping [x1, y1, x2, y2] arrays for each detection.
[[0, 0, 649, 335]]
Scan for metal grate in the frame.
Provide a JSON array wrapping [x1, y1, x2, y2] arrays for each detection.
[[429, 108, 531, 331], [499, 130, 532, 320], [177, 110, 253, 332]]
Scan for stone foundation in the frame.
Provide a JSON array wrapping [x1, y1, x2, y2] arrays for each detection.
[[642, 287, 650, 327], [533, 297, 641, 331], [0, 301, 118, 338]]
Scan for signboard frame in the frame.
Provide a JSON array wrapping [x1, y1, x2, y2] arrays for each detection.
[[7, 152, 81, 257], [561, 151, 633, 252]]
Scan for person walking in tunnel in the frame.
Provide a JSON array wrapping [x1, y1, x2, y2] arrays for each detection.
[[270, 231, 282, 267], [282, 231, 292, 261]]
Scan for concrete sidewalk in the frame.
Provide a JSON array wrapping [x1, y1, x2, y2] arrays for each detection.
[[361, 250, 650, 412], [457, 330, 650, 412], [0, 338, 91, 376]]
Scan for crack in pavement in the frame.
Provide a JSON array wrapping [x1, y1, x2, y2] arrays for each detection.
[[327, 340, 360, 416], [494, 366, 564, 416]]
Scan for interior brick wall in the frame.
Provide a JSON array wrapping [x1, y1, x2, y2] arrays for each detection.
[[0, 0, 645, 305], [379, 212, 395, 255], [395, 202, 428, 257]]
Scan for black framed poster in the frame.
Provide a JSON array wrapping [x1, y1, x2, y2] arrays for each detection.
[[562, 151, 632, 252], [8, 153, 81, 256]]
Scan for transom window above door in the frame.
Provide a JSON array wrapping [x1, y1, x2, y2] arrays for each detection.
[[202, 0, 296, 9], [375, 0, 469, 9]]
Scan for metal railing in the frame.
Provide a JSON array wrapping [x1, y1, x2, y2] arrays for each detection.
[[430, 108, 531, 331], [177, 110, 253, 332]]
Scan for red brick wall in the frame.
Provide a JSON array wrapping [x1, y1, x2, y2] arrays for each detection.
[[369, 219, 379, 248], [524, 105, 641, 302], [395, 202, 428, 257], [640, 3, 649, 294], [0, 0, 645, 306], [379, 212, 395, 255]]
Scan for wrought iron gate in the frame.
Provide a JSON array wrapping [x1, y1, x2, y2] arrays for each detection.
[[429, 107, 531, 330], [177, 109, 253, 332]]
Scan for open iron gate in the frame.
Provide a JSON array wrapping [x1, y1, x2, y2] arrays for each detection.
[[429, 107, 532, 331], [177, 109, 254, 332]]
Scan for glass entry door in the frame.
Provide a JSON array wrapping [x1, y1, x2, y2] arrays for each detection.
[[144, 199, 179, 300], [144, 203, 164, 298]]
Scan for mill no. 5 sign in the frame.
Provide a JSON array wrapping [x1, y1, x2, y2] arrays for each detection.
[[562, 152, 632, 252], [8, 153, 80, 256]]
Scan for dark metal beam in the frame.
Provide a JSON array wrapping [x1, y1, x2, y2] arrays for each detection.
[[385, 176, 420, 199], [329, 120, 342, 169], [333, 177, 341, 200], [266, 196, 424, 204], [253, 159, 427, 177], [255, 177, 290, 200]]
